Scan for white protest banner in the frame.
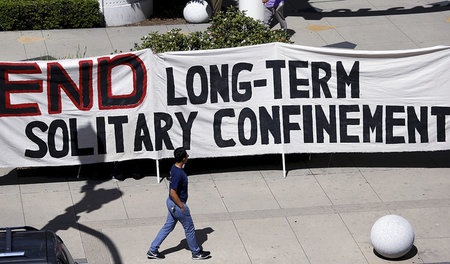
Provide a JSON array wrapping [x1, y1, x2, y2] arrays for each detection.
[[1, 43, 450, 168]]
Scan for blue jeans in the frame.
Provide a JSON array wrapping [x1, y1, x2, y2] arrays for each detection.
[[149, 197, 200, 254]]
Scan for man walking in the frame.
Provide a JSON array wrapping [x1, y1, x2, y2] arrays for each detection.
[[209, 0, 222, 16], [262, 0, 287, 30], [147, 147, 211, 260]]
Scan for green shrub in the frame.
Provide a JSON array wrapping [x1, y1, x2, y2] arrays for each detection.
[[135, 7, 292, 53], [0, 0, 101, 31]]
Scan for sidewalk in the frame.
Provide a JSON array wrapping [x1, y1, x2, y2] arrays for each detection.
[[1, 1, 450, 263], [0, 1, 449, 60], [1, 152, 450, 264]]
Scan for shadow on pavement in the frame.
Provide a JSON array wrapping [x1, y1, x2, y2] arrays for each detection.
[[3, 151, 450, 183], [373, 245, 418, 261], [183, 151, 450, 177], [160, 227, 214, 256], [41, 179, 124, 264], [42, 124, 124, 264], [284, 1, 450, 20]]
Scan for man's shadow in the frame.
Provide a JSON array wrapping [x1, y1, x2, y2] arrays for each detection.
[[42, 180, 124, 264], [160, 227, 214, 256], [42, 125, 124, 264]]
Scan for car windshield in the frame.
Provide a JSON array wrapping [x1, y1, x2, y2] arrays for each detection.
[[0, 231, 47, 263]]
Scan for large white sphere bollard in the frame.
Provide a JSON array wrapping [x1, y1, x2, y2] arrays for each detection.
[[370, 215, 415, 259], [183, 0, 212, 24]]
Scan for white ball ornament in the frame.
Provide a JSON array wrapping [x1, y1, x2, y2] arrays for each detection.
[[183, 0, 212, 24], [370, 215, 415, 259]]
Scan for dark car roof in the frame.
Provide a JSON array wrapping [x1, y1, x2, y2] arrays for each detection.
[[0, 227, 53, 263]]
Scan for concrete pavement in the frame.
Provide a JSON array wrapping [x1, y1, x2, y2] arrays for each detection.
[[1, 0, 450, 263], [1, 0, 450, 60], [1, 152, 450, 264]]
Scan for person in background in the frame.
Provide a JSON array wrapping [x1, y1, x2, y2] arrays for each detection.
[[147, 147, 211, 260], [262, 0, 287, 30], [209, 0, 223, 16]]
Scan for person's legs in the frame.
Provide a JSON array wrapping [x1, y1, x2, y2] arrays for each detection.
[[149, 199, 177, 252], [263, 6, 274, 28], [176, 204, 201, 254], [209, 0, 222, 15], [274, 4, 287, 29]]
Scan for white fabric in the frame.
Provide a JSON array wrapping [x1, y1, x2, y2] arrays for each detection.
[[1, 43, 450, 167]]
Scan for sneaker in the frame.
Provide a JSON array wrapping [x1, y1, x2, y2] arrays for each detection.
[[192, 250, 211, 260], [147, 250, 165, 259]]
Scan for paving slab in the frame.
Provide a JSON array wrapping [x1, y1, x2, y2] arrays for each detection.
[[335, 23, 412, 47], [340, 210, 392, 244], [101, 225, 155, 264], [324, 15, 392, 27], [263, 173, 332, 208], [54, 228, 86, 260], [0, 31, 26, 61], [390, 207, 450, 239], [106, 25, 167, 53], [21, 190, 76, 226], [395, 22, 450, 45], [387, 11, 449, 24], [314, 27, 347, 46], [79, 225, 117, 264], [71, 186, 128, 222], [68, 178, 119, 191], [213, 174, 280, 212], [20, 181, 69, 194], [195, 220, 250, 264], [358, 241, 422, 264], [355, 41, 420, 51], [314, 171, 382, 205], [361, 168, 450, 202], [188, 178, 228, 215], [415, 238, 450, 263], [42, 28, 114, 59], [0, 181, 20, 195], [210, 170, 262, 182], [18, 30, 48, 60], [0, 193, 25, 227], [416, 39, 450, 48], [234, 217, 309, 264], [288, 213, 368, 263], [289, 28, 328, 47], [119, 182, 169, 219]]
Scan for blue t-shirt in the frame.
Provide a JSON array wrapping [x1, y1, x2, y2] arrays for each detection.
[[265, 0, 284, 8], [169, 165, 188, 203]]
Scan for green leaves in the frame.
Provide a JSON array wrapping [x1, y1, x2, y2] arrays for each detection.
[[135, 7, 292, 53], [0, 0, 101, 31]]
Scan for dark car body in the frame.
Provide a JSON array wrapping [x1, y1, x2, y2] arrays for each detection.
[[0, 227, 77, 264]]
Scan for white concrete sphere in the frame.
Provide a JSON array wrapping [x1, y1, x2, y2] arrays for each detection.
[[183, 0, 212, 24], [370, 215, 415, 259]]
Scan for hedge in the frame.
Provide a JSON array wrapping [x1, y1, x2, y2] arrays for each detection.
[[135, 7, 292, 53], [0, 0, 101, 31]]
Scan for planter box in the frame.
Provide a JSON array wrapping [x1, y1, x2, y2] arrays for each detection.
[[99, 0, 153, 26]]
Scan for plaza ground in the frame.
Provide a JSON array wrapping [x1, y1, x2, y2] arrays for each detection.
[[1, 0, 450, 263]]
